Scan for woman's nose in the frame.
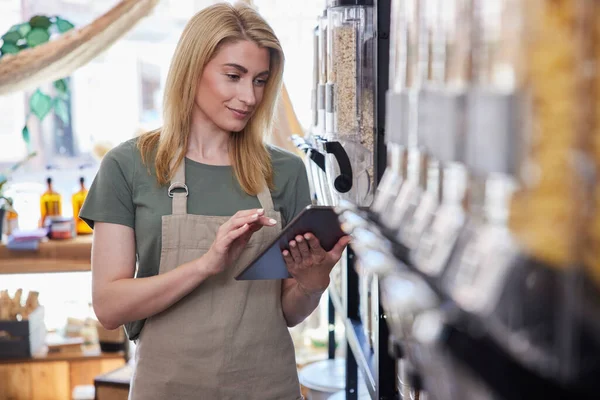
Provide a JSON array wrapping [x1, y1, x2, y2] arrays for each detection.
[[238, 81, 256, 106]]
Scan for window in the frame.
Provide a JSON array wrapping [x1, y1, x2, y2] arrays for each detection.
[[2, 0, 329, 337]]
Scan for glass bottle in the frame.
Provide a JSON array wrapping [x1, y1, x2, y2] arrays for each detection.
[[39, 177, 62, 227], [72, 177, 92, 235]]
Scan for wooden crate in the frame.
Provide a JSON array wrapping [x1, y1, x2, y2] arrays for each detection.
[[0, 307, 46, 360]]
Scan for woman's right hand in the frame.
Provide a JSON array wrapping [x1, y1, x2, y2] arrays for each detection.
[[204, 208, 277, 276]]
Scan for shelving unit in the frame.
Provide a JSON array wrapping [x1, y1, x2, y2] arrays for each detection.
[[0, 350, 125, 400], [327, 248, 396, 400], [0, 236, 92, 274], [324, 2, 395, 399]]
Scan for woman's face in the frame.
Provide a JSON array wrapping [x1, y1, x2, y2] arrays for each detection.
[[194, 39, 271, 133]]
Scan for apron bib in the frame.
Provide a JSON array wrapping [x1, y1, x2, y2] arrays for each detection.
[[129, 160, 302, 400]]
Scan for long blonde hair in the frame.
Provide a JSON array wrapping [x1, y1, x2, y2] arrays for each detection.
[[138, 2, 284, 194]]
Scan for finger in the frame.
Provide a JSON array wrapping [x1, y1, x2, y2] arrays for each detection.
[[257, 215, 277, 227], [329, 235, 352, 259], [247, 216, 277, 232], [235, 208, 265, 218], [226, 209, 265, 230], [282, 249, 294, 270], [223, 223, 251, 246], [303, 233, 327, 257], [295, 235, 311, 262], [229, 212, 268, 231], [248, 223, 263, 233], [288, 240, 302, 264]]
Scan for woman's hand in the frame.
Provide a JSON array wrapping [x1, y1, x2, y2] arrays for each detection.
[[282, 233, 351, 295], [204, 208, 277, 276]]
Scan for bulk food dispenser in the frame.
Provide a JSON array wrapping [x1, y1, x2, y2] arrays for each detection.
[[343, 0, 600, 399], [299, 10, 334, 206], [411, 0, 468, 280], [430, 0, 600, 397], [293, 22, 320, 204], [375, 0, 428, 240], [371, 0, 409, 221], [396, 0, 444, 252], [323, 0, 376, 207]]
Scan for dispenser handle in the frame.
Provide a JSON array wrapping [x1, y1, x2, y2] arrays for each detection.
[[324, 141, 353, 193], [307, 148, 326, 172]]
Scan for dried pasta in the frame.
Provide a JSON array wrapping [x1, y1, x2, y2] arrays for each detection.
[[508, 0, 578, 267]]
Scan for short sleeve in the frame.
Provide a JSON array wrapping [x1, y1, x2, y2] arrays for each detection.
[[283, 157, 312, 226], [79, 141, 136, 229]]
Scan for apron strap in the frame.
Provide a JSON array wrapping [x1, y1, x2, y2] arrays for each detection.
[[256, 180, 274, 211], [168, 158, 188, 215]]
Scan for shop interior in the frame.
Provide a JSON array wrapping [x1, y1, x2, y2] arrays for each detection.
[[1, 0, 600, 399]]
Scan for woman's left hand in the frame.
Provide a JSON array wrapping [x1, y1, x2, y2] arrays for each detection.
[[283, 233, 351, 295]]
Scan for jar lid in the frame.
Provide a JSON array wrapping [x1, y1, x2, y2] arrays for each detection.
[[328, 0, 374, 7]]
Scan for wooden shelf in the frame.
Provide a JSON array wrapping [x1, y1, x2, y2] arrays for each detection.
[[0, 350, 125, 365], [0, 350, 126, 399], [0, 235, 92, 274]]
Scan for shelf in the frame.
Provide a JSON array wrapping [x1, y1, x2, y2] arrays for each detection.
[[0, 235, 93, 274], [95, 363, 133, 389], [0, 350, 125, 364], [345, 319, 377, 399]]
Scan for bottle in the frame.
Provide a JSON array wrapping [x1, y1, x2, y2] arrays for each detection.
[[72, 177, 92, 235], [5, 208, 18, 236], [39, 177, 62, 227]]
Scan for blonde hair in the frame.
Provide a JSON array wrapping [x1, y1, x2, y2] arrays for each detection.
[[138, 2, 284, 194]]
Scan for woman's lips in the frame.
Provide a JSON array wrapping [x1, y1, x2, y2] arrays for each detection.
[[227, 107, 250, 119]]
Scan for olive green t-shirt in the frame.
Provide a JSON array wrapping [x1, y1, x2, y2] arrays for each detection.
[[80, 138, 311, 323]]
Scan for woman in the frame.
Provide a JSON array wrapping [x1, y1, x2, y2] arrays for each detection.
[[80, 2, 350, 399]]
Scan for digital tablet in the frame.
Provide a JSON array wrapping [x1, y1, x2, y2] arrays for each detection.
[[235, 205, 346, 280]]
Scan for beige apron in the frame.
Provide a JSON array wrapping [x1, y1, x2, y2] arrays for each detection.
[[130, 160, 303, 400]]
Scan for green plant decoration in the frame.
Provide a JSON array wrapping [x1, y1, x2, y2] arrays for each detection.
[[0, 15, 75, 151], [0, 152, 37, 211]]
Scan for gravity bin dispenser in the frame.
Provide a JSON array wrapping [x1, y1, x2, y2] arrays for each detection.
[[297, 10, 333, 206], [323, 0, 376, 207], [339, 0, 600, 399]]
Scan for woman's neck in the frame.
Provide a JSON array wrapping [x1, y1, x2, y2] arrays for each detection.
[[187, 112, 231, 166]]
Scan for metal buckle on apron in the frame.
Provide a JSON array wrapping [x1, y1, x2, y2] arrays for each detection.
[[167, 182, 189, 197]]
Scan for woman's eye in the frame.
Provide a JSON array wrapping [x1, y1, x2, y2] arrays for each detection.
[[254, 79, 267, 86], [226, 74, 240, 81]]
